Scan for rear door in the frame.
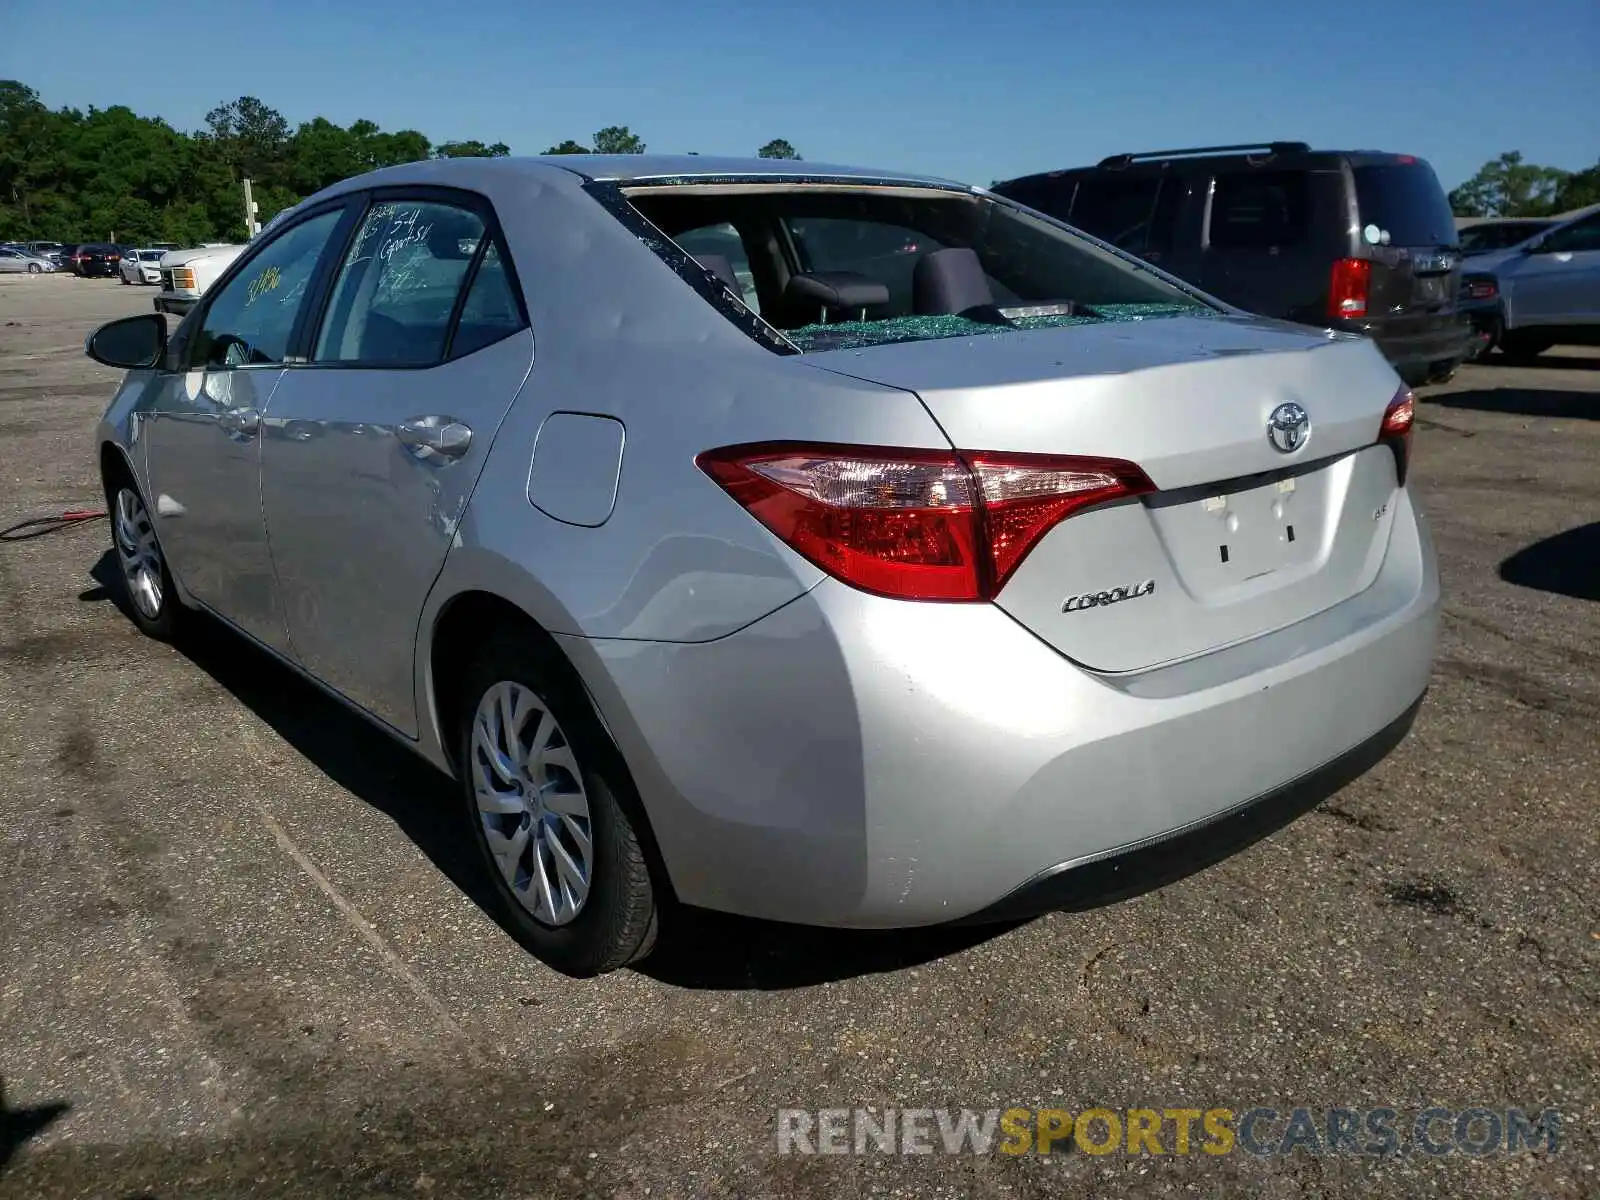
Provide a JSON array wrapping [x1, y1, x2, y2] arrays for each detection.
[[259, 189, 533, 735], [1350, 160, 1462, 322]]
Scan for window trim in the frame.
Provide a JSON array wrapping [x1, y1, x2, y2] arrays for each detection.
[[294, 184, 531, 371], [171, 197, 359, 374]]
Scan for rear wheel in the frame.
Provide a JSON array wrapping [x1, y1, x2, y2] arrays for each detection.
[[456, 633, 658, 977]]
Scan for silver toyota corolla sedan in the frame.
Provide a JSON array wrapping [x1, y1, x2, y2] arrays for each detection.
[[85, 155, 1439, 976]]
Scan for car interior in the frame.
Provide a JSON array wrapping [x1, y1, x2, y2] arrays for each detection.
[[626, 186, 1209, 350]]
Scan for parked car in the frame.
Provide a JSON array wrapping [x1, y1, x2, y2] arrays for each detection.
[[992, 143, 1471, 386], [120, 247, 168, 285], [84, 155, 1438, 976], [68, 243, 123, 277], [1452, 205, 1600, 361], [23, 241, 66, 265], [154, 243, 248, 314], [0, 246, 57, 274], [1457, 218, 1555, 256]]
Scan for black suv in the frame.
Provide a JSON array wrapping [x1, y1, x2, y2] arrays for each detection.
[[70, 243, 124, 277], [993, 143, 1471, 386]]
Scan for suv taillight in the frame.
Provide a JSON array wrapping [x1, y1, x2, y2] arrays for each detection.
[[696, 443, 1156, 601], [1328, 258, 1371, 319], [1379, 385, 1416, 485]]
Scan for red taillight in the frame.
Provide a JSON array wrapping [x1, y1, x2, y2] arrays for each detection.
[[695, 443, 1155, 602], [1328, 258, 1371, 320], [1379, 386, 1416, 485], [1464, 278, 1497, 300]]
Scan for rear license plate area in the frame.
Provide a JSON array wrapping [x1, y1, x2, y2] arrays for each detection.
[[1147, 469, 1329, 593], [1413, 275, 1448, 305]]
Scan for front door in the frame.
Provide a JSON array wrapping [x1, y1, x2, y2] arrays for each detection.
[[259, 193, 532, 734], [141, 205, 350, 652], [1509, 211, 1600, 327]]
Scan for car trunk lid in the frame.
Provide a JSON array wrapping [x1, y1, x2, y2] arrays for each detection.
[[804, 314, 1405, 672]]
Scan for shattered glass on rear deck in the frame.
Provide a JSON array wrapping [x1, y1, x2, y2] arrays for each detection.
[[786, 304, 1222, 353]]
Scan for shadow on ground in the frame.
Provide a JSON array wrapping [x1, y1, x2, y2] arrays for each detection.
[[1484, 352, 1600, 372], [80, 552, 1014, 989], [1423, 386, 1598, 421], [1500, 522, 1600, 602], [0, 1076, 69, 1171]]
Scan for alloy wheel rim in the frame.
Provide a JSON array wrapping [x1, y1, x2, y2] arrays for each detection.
[[470, 681, 594, 927], [113, 487, 164, 621]]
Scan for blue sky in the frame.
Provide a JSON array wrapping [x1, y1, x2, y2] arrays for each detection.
[[5, 0, 1595, 191]]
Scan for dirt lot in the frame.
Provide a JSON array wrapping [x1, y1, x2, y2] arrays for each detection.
[[0, 274, 1596, 1199]]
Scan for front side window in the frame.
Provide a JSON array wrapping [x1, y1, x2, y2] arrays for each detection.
[[190, 209, 344, 369], [1540, 212, 1600, 254], [1209, 170, 1310, 249], [314, 200, 486, 365]]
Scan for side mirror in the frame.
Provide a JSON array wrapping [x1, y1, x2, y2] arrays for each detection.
[[1520, 238, 1546, 255], [85, 313, 167, 370]]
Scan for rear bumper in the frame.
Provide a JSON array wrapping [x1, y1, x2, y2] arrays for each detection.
[[564, 489, 1441, 928], [1341, 314, 1473, 371], [957, 691, 1423, 923]]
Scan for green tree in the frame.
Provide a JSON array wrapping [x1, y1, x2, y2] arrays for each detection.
[[1552, 161, 1600, 214], [434, 139, 511, 158], [592, 126, 645, 154], [757, 138, 800, 160], [543, 139, 590, 154], [1448, 151, 1569, 218]]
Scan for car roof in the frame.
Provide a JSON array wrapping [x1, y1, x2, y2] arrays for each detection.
[[997, 147, 1431, 189], [304, 155, 972, 204]]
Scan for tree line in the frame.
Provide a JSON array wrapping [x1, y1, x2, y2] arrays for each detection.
[[1448, 151, 1599, 219], [0, 80, 803, 244]]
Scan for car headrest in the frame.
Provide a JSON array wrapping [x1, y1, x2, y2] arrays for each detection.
[[427, 218, 479, 260], [693, 254, 740, 293], [785, 271, 890, 312], [913, 247, 996, 316]]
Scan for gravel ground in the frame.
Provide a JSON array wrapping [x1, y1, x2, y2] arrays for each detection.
[[0, 274, 1595, 1199]]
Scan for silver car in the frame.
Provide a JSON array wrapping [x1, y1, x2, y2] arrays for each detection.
[[1456, 204, 1600, 362], [0, 246, 56, 274], [85, 156, 1439, 976]]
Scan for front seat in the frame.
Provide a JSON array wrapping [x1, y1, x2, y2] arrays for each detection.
[[912, 247, 1004, 322]]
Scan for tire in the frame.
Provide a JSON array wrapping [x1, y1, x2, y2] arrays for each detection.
[[119, 272, 129, 285], [1498, 332, 1553, 364], [27, 262, 41, 275], [105, 473, 182, 641], [456, 631, 658, 977]]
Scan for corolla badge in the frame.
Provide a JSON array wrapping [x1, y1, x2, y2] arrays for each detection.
[[1267, 402, 1311, 454], [1062, 578, 1155, 614]]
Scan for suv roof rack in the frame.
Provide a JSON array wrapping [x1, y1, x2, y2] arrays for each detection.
[[1096, 142, 1312, 170]]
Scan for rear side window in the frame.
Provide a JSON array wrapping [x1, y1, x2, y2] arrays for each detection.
[[1068, 178, 1162, 252], [448, 242, 526, 358], [1352, 162, 1457, 248], [315, 200, 486, 365], [1209, 170, 1310, 249]]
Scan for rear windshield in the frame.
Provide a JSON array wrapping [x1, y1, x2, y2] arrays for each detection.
[[619, 183, 1217, 353], [1353, 162, 1458, 248]]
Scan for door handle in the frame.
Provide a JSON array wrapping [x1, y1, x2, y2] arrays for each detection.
[[397, 417, 473, 460], [221, 406, 261, 437]]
